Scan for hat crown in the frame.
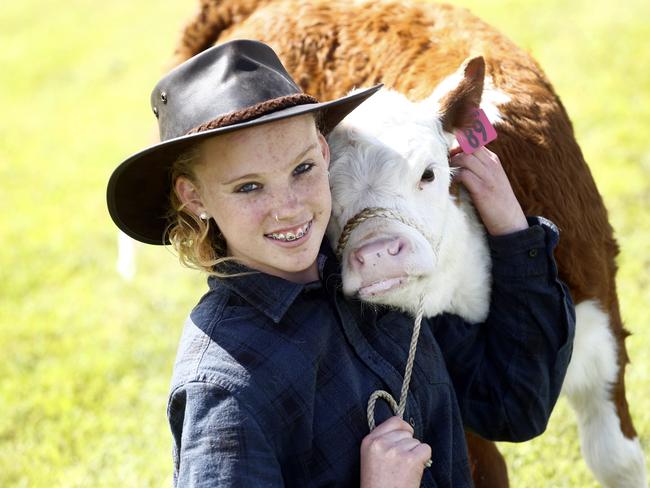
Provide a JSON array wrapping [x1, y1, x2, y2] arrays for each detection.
[[151, 40, 302, 141]]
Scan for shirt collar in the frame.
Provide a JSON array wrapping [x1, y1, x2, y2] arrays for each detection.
[[207, 238, 341, 324]]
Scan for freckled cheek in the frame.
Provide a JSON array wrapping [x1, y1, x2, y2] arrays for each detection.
[[297, 177, 332, 219], [314, 179, 332, 220], [241, 200, 272, 231], [215, 197, 270, 237]]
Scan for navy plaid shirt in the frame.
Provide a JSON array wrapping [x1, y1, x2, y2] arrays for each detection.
[[167, 217, 575, 487]]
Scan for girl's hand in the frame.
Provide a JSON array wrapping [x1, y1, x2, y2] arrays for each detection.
[[360, 416, 432, 488], [450, 146, 528, 236]]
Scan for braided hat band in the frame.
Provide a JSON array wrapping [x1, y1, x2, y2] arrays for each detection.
[[186, 94, 319, 135]]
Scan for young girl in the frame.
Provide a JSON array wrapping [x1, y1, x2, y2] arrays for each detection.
[[107, 40, 575, 487]]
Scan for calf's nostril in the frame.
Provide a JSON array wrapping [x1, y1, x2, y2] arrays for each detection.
[[387, 239, 402, 256]]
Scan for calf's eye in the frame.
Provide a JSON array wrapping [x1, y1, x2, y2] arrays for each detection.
[[420, 166, 435, 183]]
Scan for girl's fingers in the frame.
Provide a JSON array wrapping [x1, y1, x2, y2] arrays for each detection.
[[366, 416, 414, 439], [451, 148, 505, 192], [452, 167, 483, 193], [473, 146, 501, 168], [450, 153, 491, 183], [410, 442, 433, 463], [450, 147, 499, 170], [394, 437, 423, 452], [449, 152, 473, 168], [449, 146, 464, 158], [379, 430, 417, 445]]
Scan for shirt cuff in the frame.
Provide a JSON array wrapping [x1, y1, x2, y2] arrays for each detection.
[[487, 216, 560, 278]]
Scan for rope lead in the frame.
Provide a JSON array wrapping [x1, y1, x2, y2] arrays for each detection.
[[366, 295, 432, 468]]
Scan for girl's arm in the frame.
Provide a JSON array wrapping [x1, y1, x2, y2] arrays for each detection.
[[168, 381, 284, 487], [430, 217, 575, 441]]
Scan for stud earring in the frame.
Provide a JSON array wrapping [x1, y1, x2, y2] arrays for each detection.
[[199, 211, 209, 221]]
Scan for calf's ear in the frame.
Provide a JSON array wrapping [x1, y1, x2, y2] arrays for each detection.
[[437, 56, 485, 133]]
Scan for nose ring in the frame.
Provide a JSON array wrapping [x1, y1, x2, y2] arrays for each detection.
[[274, 214, 280, 223]]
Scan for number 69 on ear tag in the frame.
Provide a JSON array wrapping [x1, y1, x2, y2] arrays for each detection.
[[455, 108, 497, 154]]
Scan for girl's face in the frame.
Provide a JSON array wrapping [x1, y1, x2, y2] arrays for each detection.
[[176, 114, 331, 283]]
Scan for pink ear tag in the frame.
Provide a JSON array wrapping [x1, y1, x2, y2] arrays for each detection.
[[455, 108, 497, 154]]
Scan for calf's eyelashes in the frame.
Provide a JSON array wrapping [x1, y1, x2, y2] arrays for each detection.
[[420, 166, 435, 183]]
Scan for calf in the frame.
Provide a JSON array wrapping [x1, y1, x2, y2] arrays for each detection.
[[326, 58, 646, 488], [173, 0, 646, 486]]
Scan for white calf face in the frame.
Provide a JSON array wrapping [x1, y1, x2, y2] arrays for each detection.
[[326, 89, 455, 303]]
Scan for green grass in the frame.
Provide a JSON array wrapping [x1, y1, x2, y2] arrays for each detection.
[[1, 0, 648, 486]]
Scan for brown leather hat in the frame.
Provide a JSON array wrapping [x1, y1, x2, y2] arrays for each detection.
[[107, 39, 381, 245]]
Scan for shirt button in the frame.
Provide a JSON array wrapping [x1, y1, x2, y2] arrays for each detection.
[[409, 417, 416, 427], [528, 248, 539, 258]]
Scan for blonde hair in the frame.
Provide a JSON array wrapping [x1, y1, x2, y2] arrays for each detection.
[[165, 145, 243, 277]]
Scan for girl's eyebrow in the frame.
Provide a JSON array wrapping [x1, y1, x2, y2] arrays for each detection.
[[222, 142, 318, 185]]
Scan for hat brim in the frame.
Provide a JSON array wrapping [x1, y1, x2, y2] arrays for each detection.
[[107, 83, 382, 245]]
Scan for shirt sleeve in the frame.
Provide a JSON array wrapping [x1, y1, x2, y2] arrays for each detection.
[[168, 381, 284, 487], [429, 216, 576, 442]]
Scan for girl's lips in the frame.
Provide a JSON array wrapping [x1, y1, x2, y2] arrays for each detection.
[[264, 220, 313, 247]]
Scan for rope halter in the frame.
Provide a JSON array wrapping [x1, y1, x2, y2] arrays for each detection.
[[335, 207, 438, 261], [366, 294, 432, 468]]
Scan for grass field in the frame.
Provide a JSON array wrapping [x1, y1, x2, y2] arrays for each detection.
[[1, 0, 648, 486]]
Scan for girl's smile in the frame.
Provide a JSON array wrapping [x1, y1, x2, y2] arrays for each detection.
[[265, 219, 313, 244]]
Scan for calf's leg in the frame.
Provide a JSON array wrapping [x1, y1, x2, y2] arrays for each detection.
[[465, 432, 509, 488]]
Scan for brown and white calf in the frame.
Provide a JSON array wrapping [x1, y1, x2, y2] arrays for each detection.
[[169, 0, 646, 485]]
